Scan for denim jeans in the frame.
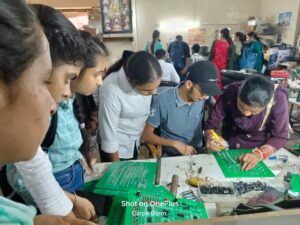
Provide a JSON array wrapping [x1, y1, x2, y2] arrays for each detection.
[[53, 160, 84, 193]]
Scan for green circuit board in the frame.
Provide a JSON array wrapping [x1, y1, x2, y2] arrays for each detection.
[[106, 197, 126, 225], [213, 149, 275, 178], [93, 161, 157, 197], [123, 186, 208, 225]]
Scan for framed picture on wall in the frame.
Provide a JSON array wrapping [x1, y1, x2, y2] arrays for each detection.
[[278, 12, 292, 27], [100, 0, 133, 34]]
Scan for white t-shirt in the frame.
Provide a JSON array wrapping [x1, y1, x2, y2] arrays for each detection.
[[99, 68, 152, 158], [158, 59, 180, 83]]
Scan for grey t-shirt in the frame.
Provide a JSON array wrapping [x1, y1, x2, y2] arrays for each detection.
[[147, 87, 205, 152]]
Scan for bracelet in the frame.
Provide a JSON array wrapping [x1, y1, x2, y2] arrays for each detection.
[[260, 145, 274, 156], [258, 148, 267, 160], [253, 149, 263, 160]]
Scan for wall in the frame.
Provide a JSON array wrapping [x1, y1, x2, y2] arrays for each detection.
[[259, 0, 300, 45], [27, 0, 300, 56], [135, 0, 261, 50]]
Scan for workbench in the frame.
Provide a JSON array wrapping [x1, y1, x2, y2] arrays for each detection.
[[85, 148, 300, 225]]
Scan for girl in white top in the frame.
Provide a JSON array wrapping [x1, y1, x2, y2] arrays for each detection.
[[99, 51, 162, 161]]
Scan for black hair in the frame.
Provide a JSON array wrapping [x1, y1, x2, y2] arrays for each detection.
[[235, 32, 245, 43], [0, 0, 40, 84], [235, 32, 245, 53], [248, 31, 261, 42], [155, 49, 166, 59], [31, 4, 86, 67], [73, 93, 97, 169], [150, 30, 160, 54], [73, 32, 108, 169], [104, 50, 134, 79], [192, 44, 201, 53], [125, 51, 162, 86], [79, 30, 108, 69], [221, 28, 233, 47], [239, 75, 274, 107], [176, 35, 183, 41]]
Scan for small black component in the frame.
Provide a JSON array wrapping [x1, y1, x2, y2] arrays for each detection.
[[177, 213, 185, 217], [147, 217, 152, 223], [162, 209, 169, 213], [198, 167, 202, 174]]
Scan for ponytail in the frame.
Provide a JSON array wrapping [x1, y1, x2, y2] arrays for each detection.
[[150, 30, 160, 54], [73, 94, 97, 169]]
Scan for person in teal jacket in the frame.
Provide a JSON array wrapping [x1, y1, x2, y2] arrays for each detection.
[[247, 32, 263, 73], [144, 30, 163, 54]]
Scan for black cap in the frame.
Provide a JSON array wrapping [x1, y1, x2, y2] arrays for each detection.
[[187, 61, 221, 96]]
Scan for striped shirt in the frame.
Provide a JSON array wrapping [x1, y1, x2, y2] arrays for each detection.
[[190, 53, 205, 64], [47, 96, 83, 173]]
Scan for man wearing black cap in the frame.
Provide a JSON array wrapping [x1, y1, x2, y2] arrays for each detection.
[[142, 61, 221, 157]]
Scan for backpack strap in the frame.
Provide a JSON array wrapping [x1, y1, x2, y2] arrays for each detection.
[[41, 111, 58, 152], [259, 84, 279, 131]]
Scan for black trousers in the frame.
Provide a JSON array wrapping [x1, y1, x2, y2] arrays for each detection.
[[99, 144, 138, 162]]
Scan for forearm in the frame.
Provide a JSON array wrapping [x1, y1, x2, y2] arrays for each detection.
[[15, 148, 73, 216], [142, 132, 176, 149]]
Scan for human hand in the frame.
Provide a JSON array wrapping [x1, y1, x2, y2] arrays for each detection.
[[180, 67, 188, 75], [239, 152, 260, 171], [86, 120, 98, 134], [173, 141, 197, 155], [206, 135, 227, 151], [34, 214, 97, 225], [73, 196, 97, 222]]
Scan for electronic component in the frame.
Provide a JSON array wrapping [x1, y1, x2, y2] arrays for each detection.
[[199, 185, 235, 195], [233, 181, 267, 195]]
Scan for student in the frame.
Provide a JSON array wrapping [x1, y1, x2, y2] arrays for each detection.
[[233, 32, 245, 70], [209, 28, 234, 88], [144, 30, 163, 54], [205, 75, 289, 171], [168, 35, 191, 80], [5, 5, 97, 220], [247, 32, 263, 73], [190, 44, 204, 64], [46, 31, 108, 192], [0, 0, 96, 224], [155, 49, 180, 84], [99, 51, 162, 162], [142, 61, 220, 157]]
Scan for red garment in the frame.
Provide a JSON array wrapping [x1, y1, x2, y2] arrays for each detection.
[[211, 40, 230, 88]]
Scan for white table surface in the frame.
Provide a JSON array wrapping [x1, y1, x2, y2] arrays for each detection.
[[93, 148, 300, 223], [159, 148, 300, 192]]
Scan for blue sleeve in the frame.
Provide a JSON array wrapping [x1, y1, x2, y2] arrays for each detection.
[[146, 96, 162, 128]]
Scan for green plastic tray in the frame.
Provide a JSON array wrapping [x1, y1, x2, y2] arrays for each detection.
[[93, 161, 157, 197], [213, 149, 275, 178]]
